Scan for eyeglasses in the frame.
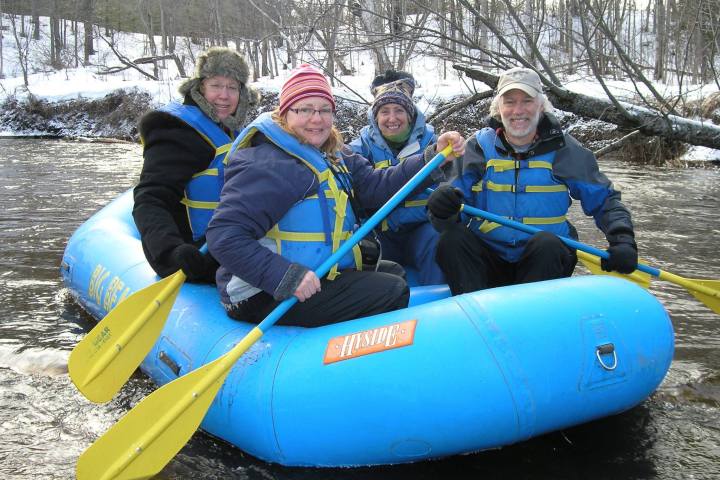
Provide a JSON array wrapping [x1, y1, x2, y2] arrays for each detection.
[[288, 107, 335, 120], [204, 82, 240, 94]]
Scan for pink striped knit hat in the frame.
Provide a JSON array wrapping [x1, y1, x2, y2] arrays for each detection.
[[279, 64, 336, 115]]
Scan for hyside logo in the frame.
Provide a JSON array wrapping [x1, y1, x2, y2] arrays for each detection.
[[323, 320, 417, 364]]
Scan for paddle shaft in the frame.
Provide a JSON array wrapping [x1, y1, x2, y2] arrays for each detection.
[[89, 145, 454, 480], [459, 203, 720, 301]]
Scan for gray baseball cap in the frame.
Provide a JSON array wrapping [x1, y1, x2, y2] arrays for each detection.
[[496, 67, 543, 97]]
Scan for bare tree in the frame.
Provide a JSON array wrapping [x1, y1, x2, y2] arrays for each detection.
[[79, 0, 95, 64], [0, 1, 4, 79], [137, 0, 159, 78], [351, 0, 393, 72], [7, 13, 30, 86]]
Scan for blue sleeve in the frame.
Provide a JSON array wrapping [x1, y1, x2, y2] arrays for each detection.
[[343, 147, 432, 210], [206, 144, 316, 295], [553, 135, 634, 239]]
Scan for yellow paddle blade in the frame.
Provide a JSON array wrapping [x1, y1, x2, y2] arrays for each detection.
[[76, 358, 230, 480], [69, 270, 186, 403], [576, 251, 652, 289], [681, 278, 720, 315], [76, 327, 263, 480]]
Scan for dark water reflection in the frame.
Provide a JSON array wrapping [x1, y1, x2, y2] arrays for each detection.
[[0, 138, 718, 479]]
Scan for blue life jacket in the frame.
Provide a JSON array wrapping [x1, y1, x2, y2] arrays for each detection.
[[350, 110, 435, 231], [156, 102, 237, 241], [468, 128, 570, 262], [229, 113, 362, 279]]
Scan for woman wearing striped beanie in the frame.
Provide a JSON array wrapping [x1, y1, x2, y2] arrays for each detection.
[[207, 64, 465, 327]]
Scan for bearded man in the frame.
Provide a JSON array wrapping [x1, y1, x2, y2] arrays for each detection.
[[426, 67, 638, 295]]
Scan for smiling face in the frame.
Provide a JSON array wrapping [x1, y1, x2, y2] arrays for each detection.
[[285, 97, 334, 148], [200, 75, 240, 121], [498, 89, 543, 145], [375, 103, 409, 138]]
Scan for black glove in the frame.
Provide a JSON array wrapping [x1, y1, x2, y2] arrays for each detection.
[[170, 244, 214, 281], [601, 241, 638, 274], [428, 185, 464, 219]]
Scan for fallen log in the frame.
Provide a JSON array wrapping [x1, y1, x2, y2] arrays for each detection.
[[453, 64, 720, 150]]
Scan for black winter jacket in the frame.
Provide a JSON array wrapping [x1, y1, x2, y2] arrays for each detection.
[[132, 96, 220, 281]]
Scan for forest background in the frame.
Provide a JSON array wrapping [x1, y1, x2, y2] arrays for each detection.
[[1, 0, 719, 164]]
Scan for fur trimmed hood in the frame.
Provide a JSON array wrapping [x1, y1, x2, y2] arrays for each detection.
[[178, 47, 259, 132]]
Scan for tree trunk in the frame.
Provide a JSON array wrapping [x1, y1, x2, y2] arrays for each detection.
[[654, 0, 666, 81], [0, 5, 4, 79], [260, 38, 270, 77], [81, 0, 96, 64], [355, 0, 393, 73], [137, 0, 158, 78], [31, 0, 40, 40]]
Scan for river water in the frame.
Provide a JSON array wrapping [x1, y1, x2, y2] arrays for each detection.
[[0, 137, 718, 479]]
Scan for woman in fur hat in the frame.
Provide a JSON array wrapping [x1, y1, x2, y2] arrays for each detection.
[[349, 70, 444, 286], [206, 64, 465, 327], [133, 47, 258, 283]]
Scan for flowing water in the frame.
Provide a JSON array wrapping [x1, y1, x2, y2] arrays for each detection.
[[0, 137, 718, 479]]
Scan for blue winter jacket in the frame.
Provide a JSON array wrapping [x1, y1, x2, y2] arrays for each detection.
[[349, 108, 435, 231], [207, 131, 437, 305]]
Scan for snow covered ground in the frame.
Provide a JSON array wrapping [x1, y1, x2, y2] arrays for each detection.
[[1, 16, 719, 161]]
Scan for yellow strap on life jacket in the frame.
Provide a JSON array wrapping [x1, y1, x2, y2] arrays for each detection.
[[216, 143, 232, 160], [526, 185, 567, 192], [179, 198, 219, 210], [234, 127, 258, 150], [266, 230, 331, 242], [487, 159, 553, 173], [404, 199, 428, 208], [327, 174, 348, 280], [523, 215, 567, 224], [477, 214, 568, 234], [473, 180, 567, 193], [374, 160, 391, 169], [190, 168, 219, 179]]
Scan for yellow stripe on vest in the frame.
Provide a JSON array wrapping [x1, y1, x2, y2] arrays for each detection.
[[266, 231, 330, 241], [487, 159, 553, 172], [524, 215, 567, 224], [191, 168, 219, 179], [477, 215, 567, 234], [472, 181, 567, 193], [526, 185, 567, 193], [180, 198, 219, 209]]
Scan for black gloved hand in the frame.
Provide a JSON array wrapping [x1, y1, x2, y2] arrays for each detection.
[[428, 185, 464, 219], [601, 241, 638, 274], [170, 244, 212, 281]]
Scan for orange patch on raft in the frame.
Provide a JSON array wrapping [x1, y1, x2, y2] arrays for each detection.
[[323, 319, 417, 365]]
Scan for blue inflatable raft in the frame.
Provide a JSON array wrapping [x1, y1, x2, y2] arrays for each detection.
[[61, 190, 674, 467]]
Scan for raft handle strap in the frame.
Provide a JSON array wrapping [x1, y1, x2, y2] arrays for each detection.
[[159, 351, 181, 376]]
